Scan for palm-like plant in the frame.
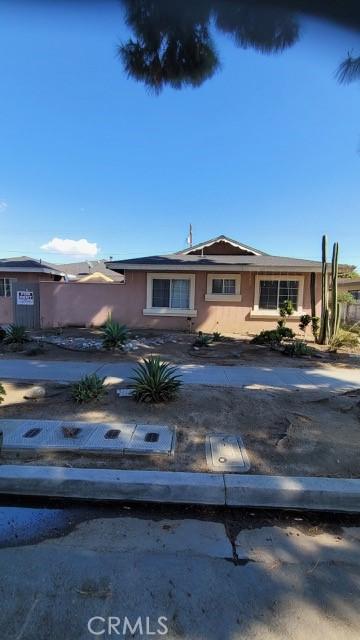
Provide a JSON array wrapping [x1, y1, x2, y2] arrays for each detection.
[[336, 54, 360, 84], [130, 356, 181, 403], [4, 325, 28, 344], [71, 374, 106, 403], [102, 319, 129, 350]]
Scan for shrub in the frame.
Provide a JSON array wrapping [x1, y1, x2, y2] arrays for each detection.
[[311, 316, 320, 341], [283, 340, 312, 357], [0, 383, 6, 404], [279, 299, 294, 326], [328, 330, 359, 353], [252, 327, 294, 346], [338, 291, 355, 304], [299, 314, 312, 334], [4, 324, 28, 344], [0, 327, 6, 342], [71, 374, 106, 403], [130, 356, 181, 403], [193, 331, 211, 348], [102, 319, 129, 350], [212, 331, 222, 342]]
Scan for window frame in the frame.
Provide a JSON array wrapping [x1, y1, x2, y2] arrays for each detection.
[[144, 273, 197, 317], [253, 274, 304, 316], [205, 273, 242, 302], [0, 277, 13, 298]]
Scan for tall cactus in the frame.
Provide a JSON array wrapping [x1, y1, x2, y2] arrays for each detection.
[[330, 241, 340, 337], [319, 234, 330, 345]]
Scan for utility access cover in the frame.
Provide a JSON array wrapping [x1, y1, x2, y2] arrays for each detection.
[[206, 435, 250, 472], [124, 424, 175, 455], [81, 422, 136, 453]]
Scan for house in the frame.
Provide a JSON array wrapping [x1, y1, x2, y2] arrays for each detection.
[[106, 235, 323, 334], [0, 256, 64, 326], [338, 278, 360, 302], [51, 260, 124, 284]]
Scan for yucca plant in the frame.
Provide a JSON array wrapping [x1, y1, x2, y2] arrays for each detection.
[[0, 383, 6, 405], [4, 324, 28, 344], [71, 374, 106, 403], [130, 356, 181, 403], [193, 331, 211, 348], [212, 331, 222, 342], [102, 319, 129, 350]]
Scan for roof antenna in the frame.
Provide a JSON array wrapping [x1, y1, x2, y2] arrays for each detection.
[[187, 224, 193, 248]]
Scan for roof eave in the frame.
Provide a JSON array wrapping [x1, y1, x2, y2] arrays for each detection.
[[107, 262, 322, 273]]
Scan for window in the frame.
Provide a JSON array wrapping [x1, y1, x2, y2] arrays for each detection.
[[144, 273, 196, 317], [253, 276, 304, 315], [259, 279, 299, 310], [152, 278, 190, 309], [212, 278, 236, 295], [205, 274, 241, 301], [352, 290, 360, 301], [0, 278, 11, 297]]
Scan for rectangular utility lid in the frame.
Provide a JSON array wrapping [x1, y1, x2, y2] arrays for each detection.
[[206, 435, 250, 472]]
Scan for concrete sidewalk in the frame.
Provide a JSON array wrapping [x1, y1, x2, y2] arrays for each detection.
[[0, 357, 359, 391]]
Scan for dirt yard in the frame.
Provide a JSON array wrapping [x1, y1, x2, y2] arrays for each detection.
[[1, 327, 359, 369], [1, 380, 359, 478]]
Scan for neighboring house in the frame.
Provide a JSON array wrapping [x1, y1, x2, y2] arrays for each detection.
[[52, 260, 124, 284], [0, 256, 64, 326], [338, 278, 360, 302], [106, 235, 324, 334]]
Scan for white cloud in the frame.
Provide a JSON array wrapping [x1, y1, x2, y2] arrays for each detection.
[[41, 237, 99, 258], [0, 201, 8, 212]]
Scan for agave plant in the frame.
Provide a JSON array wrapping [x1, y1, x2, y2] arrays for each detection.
[[102, 319, 129, 350], [71, 374, 106, 403], [0, 382, 6, 405], [130, 356, 181, 403], [4, 324, 28, 344]]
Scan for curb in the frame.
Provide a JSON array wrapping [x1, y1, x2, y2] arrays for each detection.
[[0, 466, 360, 512]]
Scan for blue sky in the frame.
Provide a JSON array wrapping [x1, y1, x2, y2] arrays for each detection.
[[0, 0, 360, 267]]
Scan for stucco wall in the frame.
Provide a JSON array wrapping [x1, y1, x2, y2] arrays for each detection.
[[39, 271, 322, 335]]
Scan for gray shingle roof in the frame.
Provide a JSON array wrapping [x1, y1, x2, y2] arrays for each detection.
[[53, 260, 124, 282], [107, 253, 323, 271], [0, 256, 63, 274]]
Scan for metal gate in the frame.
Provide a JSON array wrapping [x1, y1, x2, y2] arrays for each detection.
[[12, 282, 40, 329]]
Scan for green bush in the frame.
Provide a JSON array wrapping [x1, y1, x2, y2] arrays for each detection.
[[71, 374, 106, 403], [193, 331, 211, 348], [102, 319, 129, 350], [338, 291, 355, 304], [328, 329, 359, 353], [4, 325, 28, 344], [299, 314, 312, 334], [283, 340, 312, 357], [130, 356, 181, 403], [252, 327, 294, 346], [311, 316, 320, 341], [212, 331, 222, 342], [0, 383, 6, 404], [0, 327, 6, 342]]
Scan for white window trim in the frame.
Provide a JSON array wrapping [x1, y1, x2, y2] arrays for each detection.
[[251, 274, 304, 317], [0, 277, 15, 298], [205, 273, 242, 302], [143, 273, 197, 317]]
